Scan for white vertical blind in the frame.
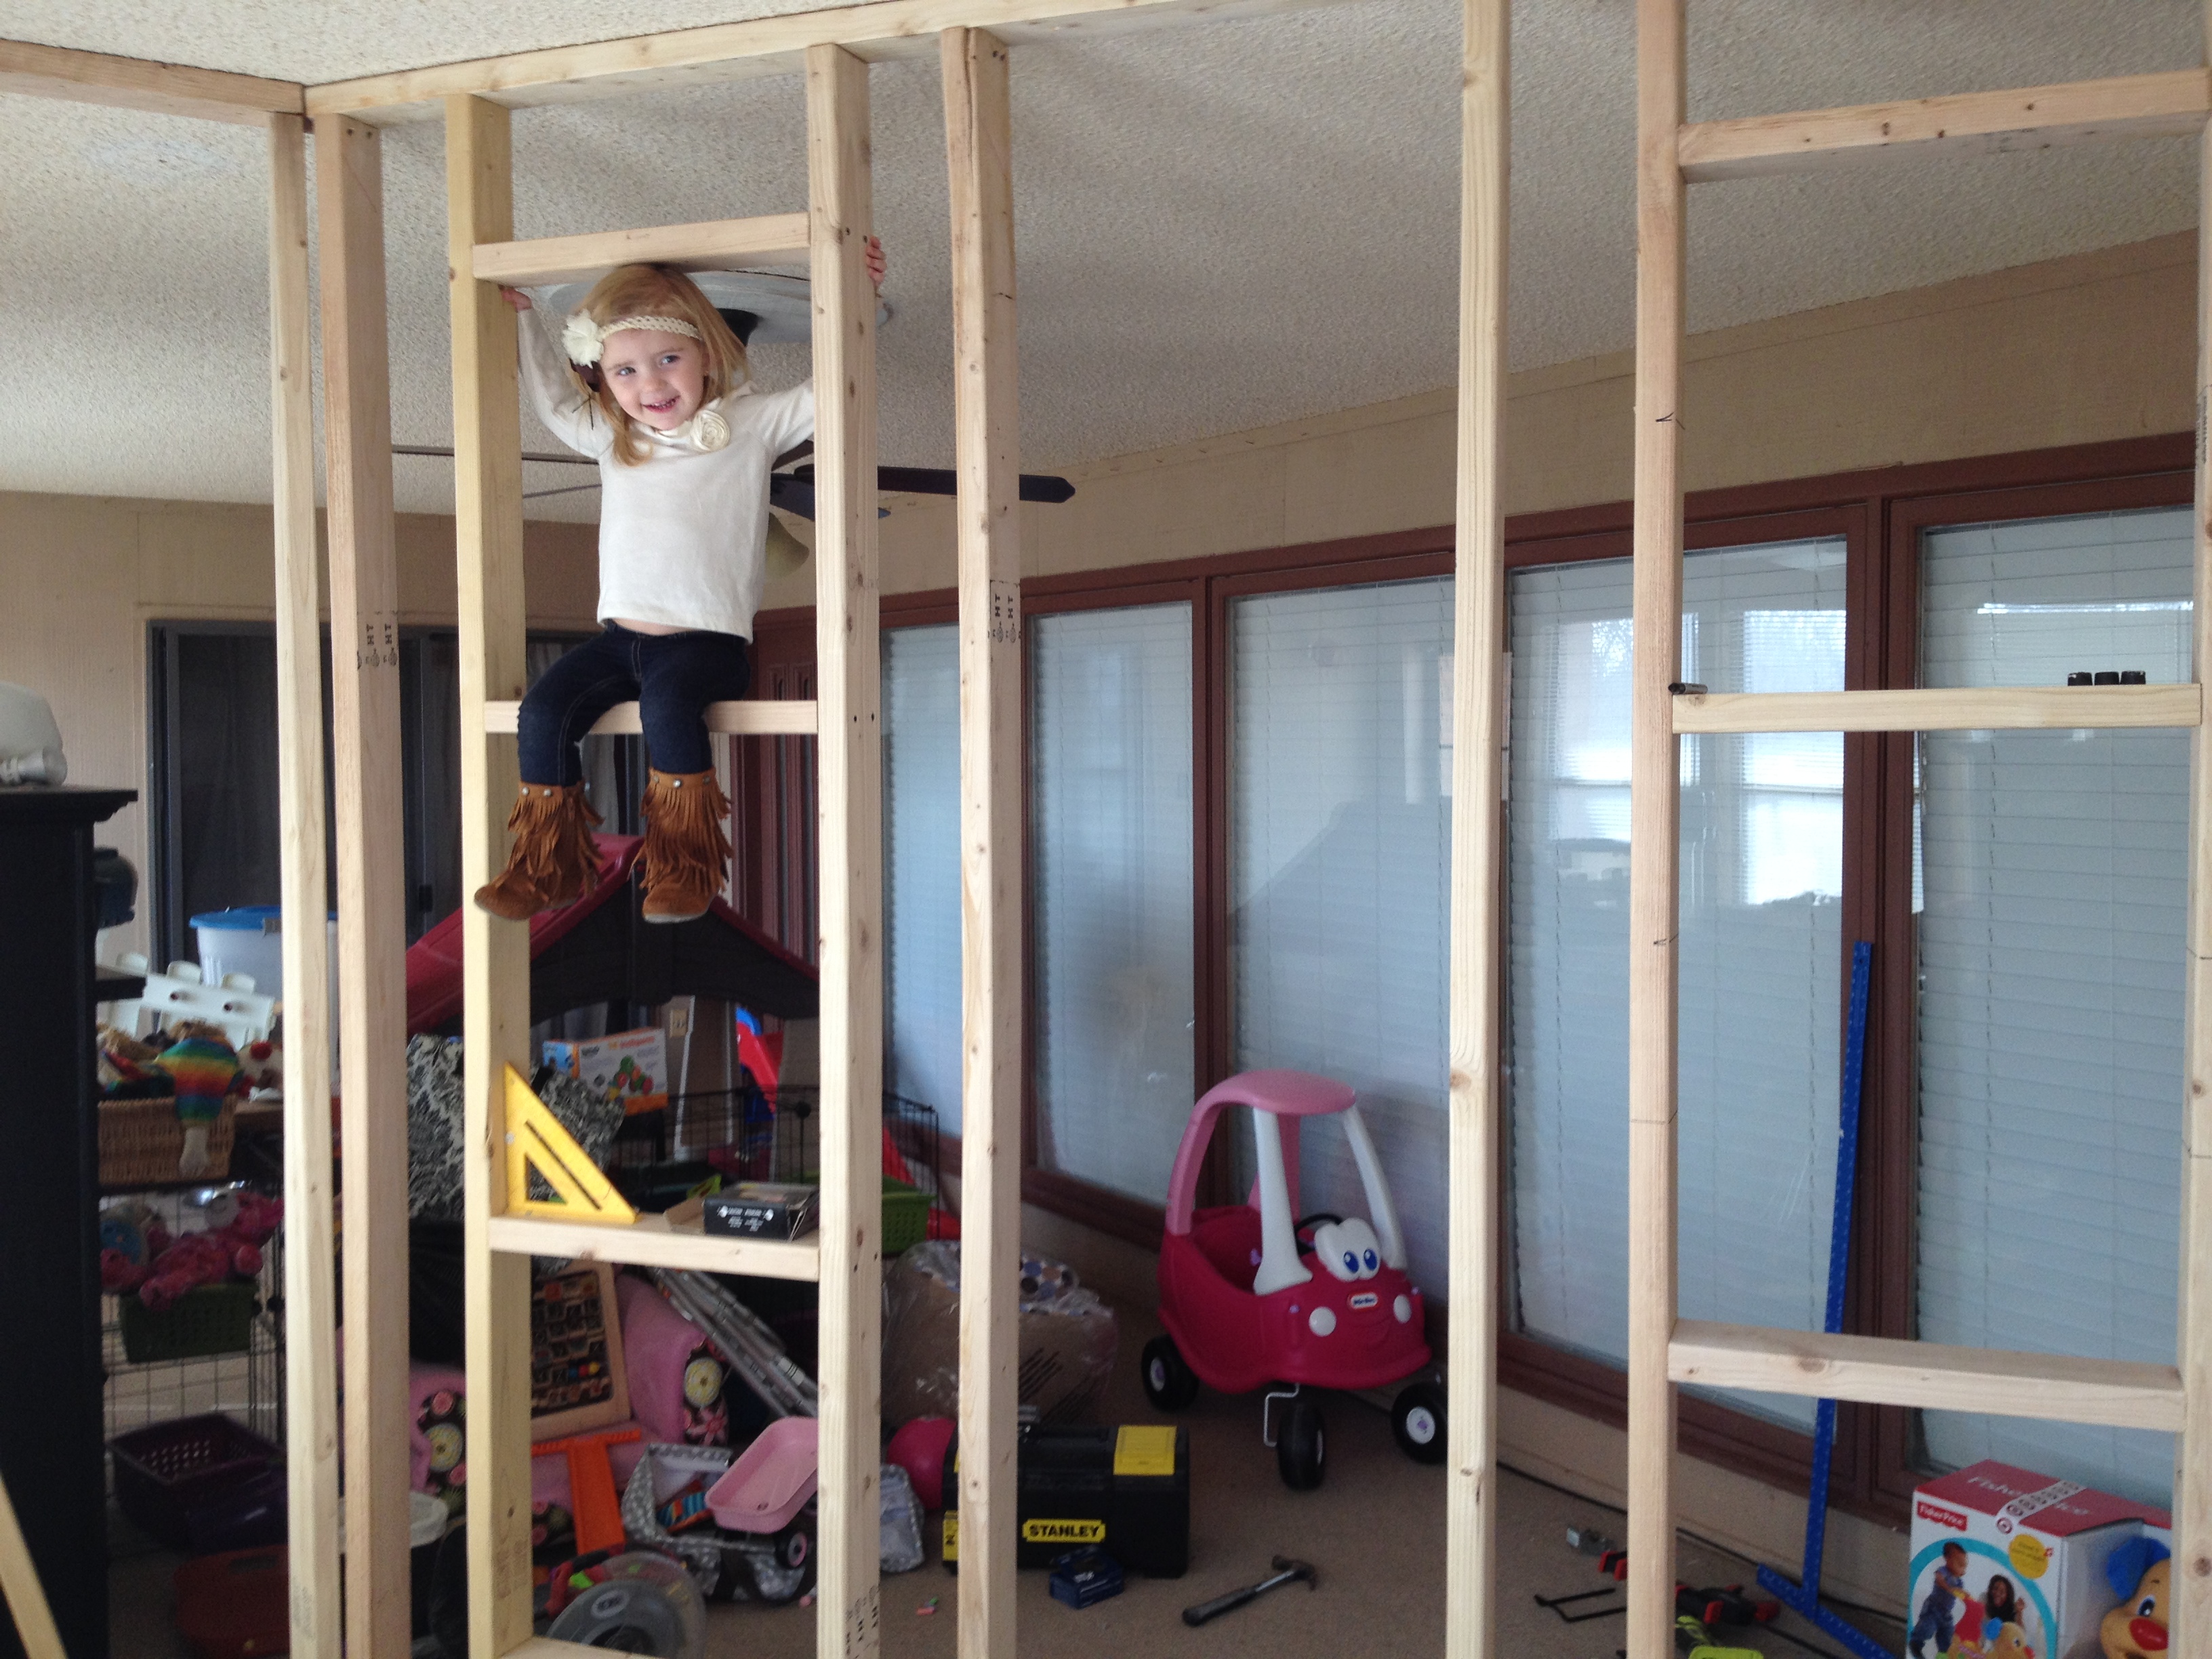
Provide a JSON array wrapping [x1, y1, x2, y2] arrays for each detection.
[[1031, 605, 1195, 1202], [1509, 540, 1846, 1429], [1228, 579, 1454, 1296], [1917, 506, 2190, 1504], [883, 624, 962, 1134]]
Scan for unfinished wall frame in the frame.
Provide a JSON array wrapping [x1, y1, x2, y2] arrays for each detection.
[[1624, 6, 2212, 1659], [0, 40, 343, 1656], [5, 1, 1511, 1650]]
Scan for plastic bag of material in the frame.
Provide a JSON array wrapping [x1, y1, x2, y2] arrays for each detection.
[[881, 1241, 1118, 1426], [879, 1462, 925, 1574]]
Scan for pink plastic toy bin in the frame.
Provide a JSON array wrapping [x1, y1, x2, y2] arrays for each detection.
[[707, 1418, 819, 1534]]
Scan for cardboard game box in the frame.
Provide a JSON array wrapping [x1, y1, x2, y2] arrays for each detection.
[[543, 1027, 670, 1114], [1907, 1460, 2169, 1659]]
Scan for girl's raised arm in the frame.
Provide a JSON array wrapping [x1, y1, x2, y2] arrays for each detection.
[[512, 294, 613, 458]]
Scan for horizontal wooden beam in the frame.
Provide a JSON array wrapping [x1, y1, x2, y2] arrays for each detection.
[[483, 698, 817, 736], [485, 1212, 821, 1279], [304, 0, 1355, 123], [504, 1641, 602, 1659], [1670, 1319, 2185, 1431], [472, 212, 811, 287], [1679, 68, 2211, 182], [0, 36, 303, 125], [1671, 683, 2203, 733]]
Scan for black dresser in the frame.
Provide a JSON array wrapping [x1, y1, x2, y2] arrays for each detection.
[[0, 785, 135, 1659]]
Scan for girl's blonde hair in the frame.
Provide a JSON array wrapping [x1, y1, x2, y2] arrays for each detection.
[[571, 264, 751, 466]]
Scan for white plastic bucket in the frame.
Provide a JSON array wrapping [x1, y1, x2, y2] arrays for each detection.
[[191, 907, 340, 1056]]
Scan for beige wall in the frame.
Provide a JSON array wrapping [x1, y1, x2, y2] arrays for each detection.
[[758, 229, 2196, 612], [8, 232, 2193, 1585], [0, 488, 598, 962]]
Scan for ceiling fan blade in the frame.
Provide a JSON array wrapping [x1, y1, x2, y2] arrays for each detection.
[[794, 465, 1074, 504]]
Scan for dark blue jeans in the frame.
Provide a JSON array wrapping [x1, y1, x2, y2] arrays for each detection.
[[519, 623, 752, 785]]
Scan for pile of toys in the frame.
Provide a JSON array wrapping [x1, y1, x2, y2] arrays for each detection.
[[100, 1189, 282, 1311]]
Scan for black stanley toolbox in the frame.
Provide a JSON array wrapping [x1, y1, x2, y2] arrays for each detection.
[[942, 1423, 1190, 1577]]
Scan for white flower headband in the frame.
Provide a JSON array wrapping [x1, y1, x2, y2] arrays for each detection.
[[561, 311, 701, 367]]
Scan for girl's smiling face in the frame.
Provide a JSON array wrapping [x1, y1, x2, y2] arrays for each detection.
[[599, 327, 705, 430]]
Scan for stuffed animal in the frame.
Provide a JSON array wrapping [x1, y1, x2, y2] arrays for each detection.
[[2101, 1538, 2170, 1659], [104, 1193, 283, 1310], [159, 1026, 241, 1178], [1985, 1620, 2034, 1659], [235, 1038, 283, 1099]]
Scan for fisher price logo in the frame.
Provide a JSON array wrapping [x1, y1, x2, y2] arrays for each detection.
[[1917, 1500, 1969, 1534]]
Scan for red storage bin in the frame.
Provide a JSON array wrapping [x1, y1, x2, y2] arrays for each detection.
[[173, 1547, 287, 1659]]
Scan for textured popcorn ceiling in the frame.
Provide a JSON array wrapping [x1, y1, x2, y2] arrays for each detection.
[[0, 0, 2200, 520]]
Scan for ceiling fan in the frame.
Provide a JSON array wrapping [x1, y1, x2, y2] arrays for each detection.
[[392, 442, 1076, 512]]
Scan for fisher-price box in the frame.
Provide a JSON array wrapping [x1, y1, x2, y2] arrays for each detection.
[[543, 1028, 669, 1114], [1908, 1461, 2168, 1659]]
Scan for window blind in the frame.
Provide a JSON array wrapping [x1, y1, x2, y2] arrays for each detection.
[[1031, 605, 1195, 1203], [1509, 540, 1847, 1429], [1916, 506, 2190, 1504], [1228, 579, 1455, 1296], [883, 624, 963, 1134]]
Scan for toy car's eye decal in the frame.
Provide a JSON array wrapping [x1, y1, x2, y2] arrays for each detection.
[[1313, 1218, 1384, 1282]]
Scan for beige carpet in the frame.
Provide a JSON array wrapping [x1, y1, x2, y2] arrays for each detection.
[[705, 1307, 1905, 1659], [110, 1303, 1906, 1659]]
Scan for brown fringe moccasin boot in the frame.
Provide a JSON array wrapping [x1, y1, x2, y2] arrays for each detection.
[[473, 781, 602, 920], [639, 768, 732, 924]]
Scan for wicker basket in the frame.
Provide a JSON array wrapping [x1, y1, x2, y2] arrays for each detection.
[[118, 1281, 259, 1364], [98, 1096, 234, 1187]]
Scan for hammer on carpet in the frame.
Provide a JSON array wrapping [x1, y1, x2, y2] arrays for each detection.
[[1181, 1556, 1318, 1626]]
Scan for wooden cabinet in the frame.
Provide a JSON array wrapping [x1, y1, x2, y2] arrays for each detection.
[[0, 785, 135, 1659]]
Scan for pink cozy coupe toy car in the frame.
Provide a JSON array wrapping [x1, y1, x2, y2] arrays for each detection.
[[1144, 1069, 1445, 1490]]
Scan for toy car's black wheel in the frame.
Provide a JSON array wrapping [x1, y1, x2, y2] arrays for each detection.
[[1276, 1393, 1326, 1491], [1142, 1335, 1200, 1410], [1392, 1380, 1448, 1465]]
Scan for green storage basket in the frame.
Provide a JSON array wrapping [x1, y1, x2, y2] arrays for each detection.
[[882, 1179, 931, 1258], [119, 1282, 258, 1364]]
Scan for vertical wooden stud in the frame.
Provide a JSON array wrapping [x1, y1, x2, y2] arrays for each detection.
[[268, 108, 341, 1659], [1446, 0, 1506, 1654], [2175, 0, 2212, 1641], [943, 26, 1021, 1659], [1626, 3, 1685, 1658], [315, 112, 412, 1659], [445, 91, 539, 1658], [0, 1468, 63, 1659], [806, 42, 886, 1659]]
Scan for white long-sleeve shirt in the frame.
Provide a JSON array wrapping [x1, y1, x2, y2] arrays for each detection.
[[520, 310, 814, 640]]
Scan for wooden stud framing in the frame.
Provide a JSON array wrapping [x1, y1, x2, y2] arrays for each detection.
[[1672, 684, 2204, 734], [445, 91, 541, 1658], [1625, 1, 1685, 1656], [485, 1212, 823, 1277], [1446, 0, 1506, 1654], [1668, 1322, 2185, 1430], [1630, 7, 2212, 1654], [0, 1467, 63, 1659], [1677, 68, 2211, 182], [473, 213, 813, 287], [943, 26, 1021, 1659], [482, 697, 818, 735], [304, 0, 1359, 125], [806, 42, 886, 1659], [2178, 1, 2212, 1645], [316, 112, 413, 1659], [268, 109, 341, 1659], [0, 35, 302, 123]]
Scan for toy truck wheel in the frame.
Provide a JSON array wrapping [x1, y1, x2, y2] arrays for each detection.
[[1391, 1380, 1447, 1465], [1276, 1393, 1326, 1491], [1142, 1335, 1200, 1410]]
